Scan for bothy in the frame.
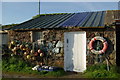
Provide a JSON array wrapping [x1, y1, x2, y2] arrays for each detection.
[[6, 10, 120, 72]]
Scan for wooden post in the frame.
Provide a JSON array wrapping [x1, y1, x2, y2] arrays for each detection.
[[106, 57, 110, 71], [30, 31, 33, 42], [39, 0, 40, 15], [115, 19, 120, 66]]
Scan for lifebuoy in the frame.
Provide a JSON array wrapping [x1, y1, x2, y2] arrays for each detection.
[[89, 36, 108, 54]]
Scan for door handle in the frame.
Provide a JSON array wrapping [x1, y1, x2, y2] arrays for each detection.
[[67, 39, 69, 43]]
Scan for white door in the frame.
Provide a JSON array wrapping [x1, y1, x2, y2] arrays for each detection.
[[64, 32, 86, 72]]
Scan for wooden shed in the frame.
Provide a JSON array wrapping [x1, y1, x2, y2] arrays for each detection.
[[7, 10, 120, 72]]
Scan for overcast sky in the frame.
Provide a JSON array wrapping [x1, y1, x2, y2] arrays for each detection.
[[1, 2, 119, 25]]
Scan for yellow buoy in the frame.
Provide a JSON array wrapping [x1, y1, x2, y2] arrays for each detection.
[[22, 48, 26, 51], [11, 41, 15, 44], [40, 53, 44, 57], [32, 57, 36, 60], [27, 55, 31, 59], [24, 52, 27, 55]]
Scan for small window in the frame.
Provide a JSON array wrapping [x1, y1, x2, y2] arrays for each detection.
[[2, 33, 8, 45], [33, 32, 43, 42]]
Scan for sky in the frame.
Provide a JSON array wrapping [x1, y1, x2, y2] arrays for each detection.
[[2, 0, 120, 2], [1, 2, 119, 25]]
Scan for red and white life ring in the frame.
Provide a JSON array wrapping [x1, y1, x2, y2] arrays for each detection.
[[89, 36, 108, 54]]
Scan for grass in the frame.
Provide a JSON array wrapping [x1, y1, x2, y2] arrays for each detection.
[[2, 54, 120, 78], [32, 13, 72, 19], [83, 64, 120, 78], [2, 55, 66, 77]]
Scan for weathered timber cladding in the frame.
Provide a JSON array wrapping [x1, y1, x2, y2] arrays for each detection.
[[8, 28, 116, 67]]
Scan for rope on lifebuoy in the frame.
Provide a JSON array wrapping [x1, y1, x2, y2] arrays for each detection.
[[89, 36, 108, 54]]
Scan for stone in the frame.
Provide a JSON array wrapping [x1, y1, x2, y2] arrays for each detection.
[[109, 60, 116, 65], [8, 29, 116, 67], [109, 52, 115, 60], [56, 54, 62, 57]]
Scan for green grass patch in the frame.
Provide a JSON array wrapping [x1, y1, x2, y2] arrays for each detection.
[[2, 56, 66, 77], [3, 55, 120, 78], [84, 64, 120, 78]]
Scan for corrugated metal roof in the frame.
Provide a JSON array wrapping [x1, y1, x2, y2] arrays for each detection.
[[59, 11, 105, 28], [9, 10, 119, 30], [10, 13, 74, 30], [58, 12, 89, 27]]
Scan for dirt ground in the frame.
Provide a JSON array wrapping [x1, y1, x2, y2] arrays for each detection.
[[2, 71, 84, 78]]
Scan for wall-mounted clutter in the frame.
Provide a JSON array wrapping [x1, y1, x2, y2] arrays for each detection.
[[8, 39, 64, 66]]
